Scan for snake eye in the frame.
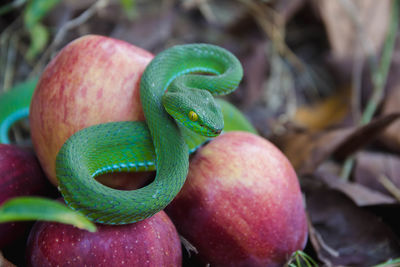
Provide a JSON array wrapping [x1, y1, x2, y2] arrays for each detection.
[[188, 111, 198, 122]]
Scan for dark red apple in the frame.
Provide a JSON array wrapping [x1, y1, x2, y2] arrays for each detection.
[[166, 132, 308, 267], [0, 144, 54, 249], [26, 210, 181, 267]]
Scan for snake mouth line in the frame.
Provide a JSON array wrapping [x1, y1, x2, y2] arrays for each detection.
[[207, 128, 222, 137], [198, 122, 222, 136], [214, 129, 222, 135]]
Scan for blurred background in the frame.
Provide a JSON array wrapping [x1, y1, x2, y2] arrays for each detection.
[[1, 0, 400, 266]]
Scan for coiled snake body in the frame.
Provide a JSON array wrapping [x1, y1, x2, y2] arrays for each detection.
[[1, 44, 252, 225]]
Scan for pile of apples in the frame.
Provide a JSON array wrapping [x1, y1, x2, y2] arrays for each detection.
[[1, 35, 307, 266]]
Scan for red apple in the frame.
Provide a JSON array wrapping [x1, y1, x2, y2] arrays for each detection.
[[166, 132, 308, 267], [29, 35, 154, 188], [26, 210, 181, 266], [0, 144, 55, 249]]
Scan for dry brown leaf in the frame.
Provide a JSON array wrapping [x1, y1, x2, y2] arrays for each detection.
[[276, 113, 400, 175], [293, 86, 351, 130], [275, 127, 353, 175], [304, 180, 400, 266], [333, 113, 400, 159], [316, 167, 396, 206], [354, 151, 400, 197], [315, 0, 390, 61]]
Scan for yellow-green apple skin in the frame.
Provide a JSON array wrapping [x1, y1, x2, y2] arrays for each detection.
[[26, 211, 181, 267], [29, 35, 154, 188], [166, 132, 308, 267]]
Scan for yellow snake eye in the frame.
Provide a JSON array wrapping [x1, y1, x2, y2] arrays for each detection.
[[188, 111, 198, 122]]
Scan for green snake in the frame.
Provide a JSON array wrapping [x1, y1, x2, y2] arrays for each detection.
[[0, 44, 256, 225]]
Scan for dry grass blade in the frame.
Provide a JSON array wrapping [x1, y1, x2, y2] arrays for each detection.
[[379, 175, 400, 202], [340, 0, 399, 180]]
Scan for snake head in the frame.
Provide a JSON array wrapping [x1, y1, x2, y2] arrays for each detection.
[[162, 88, 224, 137]]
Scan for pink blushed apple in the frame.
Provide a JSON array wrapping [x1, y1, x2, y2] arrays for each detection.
[[29, 35, 154, 188], [26, 210, 181, 267], [166, 132, 308, 267]]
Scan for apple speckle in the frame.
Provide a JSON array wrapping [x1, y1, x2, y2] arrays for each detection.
[[166, 132, 308, 266], [30, 35, 152, 186], [26, 210, 181, 267]]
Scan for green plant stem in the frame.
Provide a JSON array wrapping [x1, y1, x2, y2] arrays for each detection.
[[361, 0, 399, 125], [340, 0, 399, 180]]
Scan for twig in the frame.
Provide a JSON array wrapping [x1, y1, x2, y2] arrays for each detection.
[[3, 33, 20, 91], [237, 0, 304, 71], [29, 0, 110, 78], [182, 0, 217, 23], [340, 0, 399, 180], [308, 218, 340, 265], [179, 235, 198, 257], [238, 0, 327, 101], [0, 17, 21, 92]]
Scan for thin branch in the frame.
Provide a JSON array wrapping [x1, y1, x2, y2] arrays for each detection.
[[0, 17, 21, 92], [237, 0, 304, 71], [2, 33, 18, 92], [29, 0, 110, 78], [179, 235, 198, 257], [308, 218, 340, 265]]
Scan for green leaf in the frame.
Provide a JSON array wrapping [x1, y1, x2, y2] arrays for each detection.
[[119, 0, 136, 19], [0, 0, 27, 16], [23, 0, 60, 28], [0, 197, 96, 232], [25, 23, 48, 60], [216, 98, 258, 135], [23, 0, 61, 59], [0, 77, 39, 144]]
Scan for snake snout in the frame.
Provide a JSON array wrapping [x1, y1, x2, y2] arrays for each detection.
[[208, 128, 222, 137]]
